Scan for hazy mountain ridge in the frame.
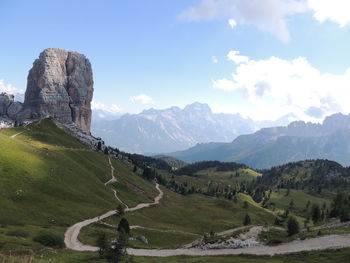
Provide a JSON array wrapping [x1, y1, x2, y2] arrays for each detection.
[[91, 102, 296, 153], [168, 113, 350, 168], [92, 102, 257, 153]]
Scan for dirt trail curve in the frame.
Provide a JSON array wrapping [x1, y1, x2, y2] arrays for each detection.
[[104, 158, 118, 185], [128, 234, 350, 257], [64, 157, 163, 251], [11, 131, 25, 138]]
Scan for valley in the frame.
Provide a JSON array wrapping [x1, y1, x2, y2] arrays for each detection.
[[1, 119, 350, 262]]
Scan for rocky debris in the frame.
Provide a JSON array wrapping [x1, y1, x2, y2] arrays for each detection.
[[200, 238, 259, 249], [25, 48, 93, 133], [0, 117, 14, 129], [54, 121, 103, 151], [197, 226, 265, 250], [137, 236, 149, 245]]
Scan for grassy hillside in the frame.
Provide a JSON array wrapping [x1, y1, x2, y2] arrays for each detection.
[[80, 188, 276, 249], [130, 189, 274, 236], [0, 119, 157, 251], [265, 189, 331, 218]]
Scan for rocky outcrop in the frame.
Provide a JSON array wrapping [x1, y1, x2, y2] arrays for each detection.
[[25, 48, 93, 133], [0, 93, 24, 120], [0, 48, 94, 133]]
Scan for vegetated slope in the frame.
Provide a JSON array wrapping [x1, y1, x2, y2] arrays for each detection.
[[153, 155, 187, 169], [169, 113, 350, 168], [265, 189, 331, 218], [160, 161, 260, 193], [0, 119, 156, 251], [80, 187, 276, 249], [258, 159, 350, 191]]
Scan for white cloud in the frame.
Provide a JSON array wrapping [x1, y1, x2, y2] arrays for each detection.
[[228, 18, 237, 28], [308, 0, 350, 27], [211, 56, 218, 64], [0, 80, 24, 101], [91, 100, 122, 115], [130, 94, 155, 105], [213, 50, 350, 121], [227, 50, 249, 64], [179, 0, 307, 42]]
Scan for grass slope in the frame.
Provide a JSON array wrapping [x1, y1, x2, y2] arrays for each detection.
[[0, 119, 156, 251], [266, 189, 331, 218]]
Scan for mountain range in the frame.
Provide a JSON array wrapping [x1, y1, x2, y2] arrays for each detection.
[[168, 113, 350, 169], [91, 102, 294, 153]]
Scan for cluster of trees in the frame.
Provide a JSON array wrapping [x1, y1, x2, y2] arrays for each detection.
[[205, 180, 255, 201], [174, 161, 246, 177], [97, 218, 131, 263], [258, 159, 350, 193], [330, 193, 350, 222], [127, 154, 172, 172]]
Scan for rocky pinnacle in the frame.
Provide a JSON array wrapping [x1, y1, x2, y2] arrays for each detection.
[[25, 48, 94, 133]]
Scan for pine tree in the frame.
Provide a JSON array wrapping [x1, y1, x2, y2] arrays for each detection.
[[311, 204, 321, 224], [117, 218, 130, 234], [97, 233, 109, 258], [243, 201, 248, 208], [243, 214, 251, 225], [289, 199, 294, 209], [287, 216, 300, 236]]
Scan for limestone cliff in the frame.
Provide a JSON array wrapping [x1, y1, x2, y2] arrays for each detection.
[[24, 48, 94, 133]]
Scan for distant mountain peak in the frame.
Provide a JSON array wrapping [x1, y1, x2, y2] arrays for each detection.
[[184, 102, 212, 113]]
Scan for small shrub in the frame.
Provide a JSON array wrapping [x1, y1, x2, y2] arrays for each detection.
[[33, 232, 63, 248], [6, 230, 29, 238]]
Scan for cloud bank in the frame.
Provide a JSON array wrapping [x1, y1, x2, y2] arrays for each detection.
[[130, 94, 155, 104], [179, 0, 307, 42], [308, 0, 350, 27], [213, 50, 350, 121], [91, 101, 122, 115], [180, 0, 350, 42], [0, 80, 24, 102]]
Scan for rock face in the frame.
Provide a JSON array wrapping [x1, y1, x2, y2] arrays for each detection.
[[25, 48, 94, 133], [0, 93, 24, 120]]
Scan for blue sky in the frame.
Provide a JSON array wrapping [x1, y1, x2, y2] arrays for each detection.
[[1, 0, 350, 121]]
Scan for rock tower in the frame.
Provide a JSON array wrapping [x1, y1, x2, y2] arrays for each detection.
[[0, 48, 94, 134]]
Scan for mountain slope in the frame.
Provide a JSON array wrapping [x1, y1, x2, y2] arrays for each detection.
[[169, 113, 350, 168], [0, 119, 157, 250]]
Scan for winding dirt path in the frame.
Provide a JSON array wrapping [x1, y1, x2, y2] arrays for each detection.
[[64, 157, 163, 251], [65, 157, 350, 256]]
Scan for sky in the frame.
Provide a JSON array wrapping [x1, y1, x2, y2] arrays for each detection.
[[1, 0, 350, 122]]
